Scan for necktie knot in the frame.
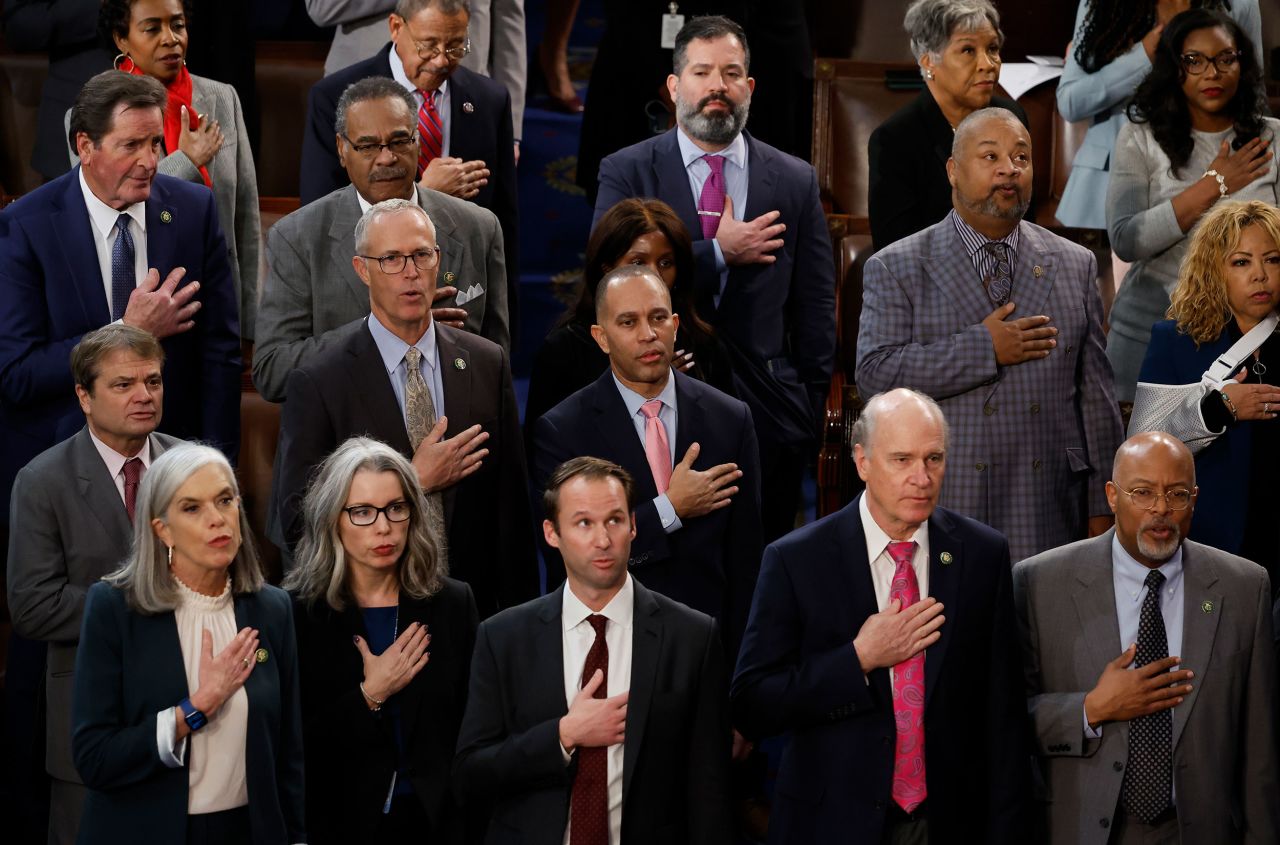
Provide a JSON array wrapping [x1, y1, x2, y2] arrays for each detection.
[[115, 214, 131, 235], [702, 154, 724, 177], [640, 398, 663, 420], [887, 540, 917, 569], [587, 614, 607, 638], [404, 346, 422, 370], [1144, 570, 1166, 591]]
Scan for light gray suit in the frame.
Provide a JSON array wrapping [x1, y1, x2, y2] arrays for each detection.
[[252, 182, 508, 402], [1013, 531, 1280, 844], [5, 427, 180, 845]]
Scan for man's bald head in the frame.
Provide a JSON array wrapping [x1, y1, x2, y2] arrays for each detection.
[[594, 264, 671, 323], [1106, 432, 1198, 568], [951, 106, 1027, 158], [1111, 431, 1196, 488]]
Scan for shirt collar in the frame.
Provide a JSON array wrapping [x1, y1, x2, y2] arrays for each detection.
[[949, 208, 1019, 259], [79, 166, 147, 240], [611, 370, 677, 419], [87, 427, 153, 479], [366, 310, 438, 377], [858, 492, 928, 562], [390, 48, 449, 102], [562, 573, 635, 632], [676, 127, 746, 172], [1111, 533, 1184, 604], [356, 186, 421, 215]]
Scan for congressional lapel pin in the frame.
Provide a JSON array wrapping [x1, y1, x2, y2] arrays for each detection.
[[1201, 600, 1214, 614], [160, 210, 173, 224], [939, 551, 953, 565], [255, 648, 269, 664], [1032, 265, 1043, 278], [454, 357, 466, 370], [462, 101, 475, 114], [444, 271, 457, 284]]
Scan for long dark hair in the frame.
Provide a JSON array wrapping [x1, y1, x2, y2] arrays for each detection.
[[1126, 8, 1266, 176], [1072, 0, 1230, 74]]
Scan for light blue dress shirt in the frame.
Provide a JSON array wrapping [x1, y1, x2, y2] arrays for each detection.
[[676, 128, 748, 304], [611, 371, 681, 533], [367, 312, 446, 428]]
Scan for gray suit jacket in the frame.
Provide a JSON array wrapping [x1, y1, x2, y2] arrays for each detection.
[[5, 427, 180, 782], [306, 0, 394, 76], [252, 182, 508, 402], [1013, 531, 1280, 844], [856, 217, 1123, 561], [459, 0, 527, 139]]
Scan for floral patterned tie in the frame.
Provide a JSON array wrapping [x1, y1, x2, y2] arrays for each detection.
[[404, 347, 448, 564], [887, 540, 927, 812], [983, 241, 1012, 307]]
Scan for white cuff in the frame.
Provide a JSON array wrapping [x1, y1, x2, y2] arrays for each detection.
[[654, 494, 682, 533], [1082, 703, 1103, 740], [156, 706, 188, 768]]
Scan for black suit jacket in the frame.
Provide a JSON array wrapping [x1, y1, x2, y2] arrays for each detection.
[[531, 369, 762, 656], [867, 90, 1029, 252], [454, 581, 732, 845], [731, 499, 1029, 844], [72, 582, 305, 845], [292, 579, 478, 844], [273, 317, 537, 617]]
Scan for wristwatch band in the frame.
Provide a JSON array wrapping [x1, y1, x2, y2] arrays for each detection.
[[179, 697, 208, 732]]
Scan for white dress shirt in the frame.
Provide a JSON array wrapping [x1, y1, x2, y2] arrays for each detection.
[[79, 168, 148, 317], [611, 372, 681, 532], [390, 52, 453, 157], [675, 128, 748, 303], [87, 429, 153, 504], [561, 575, 634, 845], [356, 186, 422, 214], [366, 310, 446, 422], [858, 493, 930, 684]]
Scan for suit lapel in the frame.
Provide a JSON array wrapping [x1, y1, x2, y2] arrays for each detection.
[[839, 500, 891, 702], [587, 373, 659, 502], [330, 187, 373, 307], [435, 325, 472, 438], [447, 69, 478, 159], [923, 222, 994, 330], [416, 186, 465, 298], [394, 598, 434, 747], [70, 428, 132, 551], [741, 133, 778, 225], [1010, 222, 1057, 317], [623, 581, 661, 807], [654, 131, 701, 240], [1072, 534, 1123, 676], [144, 178, 178, 276], [672, 372, 698, 457], [923, 511, 963, 711], [346, 321, 414, 455], [537, 587, 570, 716], [1172, 546, 1222, 750], [56, 170, 112, 323]]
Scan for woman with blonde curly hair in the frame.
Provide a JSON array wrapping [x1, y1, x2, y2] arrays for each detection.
[[1132, 199, 1280, 582]]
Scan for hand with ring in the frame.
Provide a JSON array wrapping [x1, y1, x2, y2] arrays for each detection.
[[190, 626, 259, 717], [1222, 374, 1280, 421]]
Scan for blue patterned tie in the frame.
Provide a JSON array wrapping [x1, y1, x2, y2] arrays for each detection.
[[984, 241, 1012, 307], [110, 214, 135, 320]]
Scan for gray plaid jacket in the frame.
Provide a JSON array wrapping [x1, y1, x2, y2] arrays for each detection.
[[856, 217, 1122, 561]]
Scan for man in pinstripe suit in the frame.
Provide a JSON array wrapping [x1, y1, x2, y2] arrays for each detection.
[[856, 107, 1123, 562]]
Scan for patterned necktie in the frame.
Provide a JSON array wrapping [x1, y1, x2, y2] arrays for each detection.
[[417, 89, 443, 177], [983, 241, 1012, 307], [403, 347, 449, 564], [887, 540, 927, 813], [697, 154, 726, 239], [1122, 569, 1172, 822], [570, 614, 610, 845], [640, 399, 672, 493], [111, 214, 135, 320], [122, 458, 143, 523]]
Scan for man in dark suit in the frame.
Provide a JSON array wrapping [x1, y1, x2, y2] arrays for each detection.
[[455, 456, 731, 844], [6, 325, 180, 845], [531, 265, 761, 655], [593, 15, 835, 543], [272, 198, 535, 617], [732, 387, 1028, 844], [0, 70, 240, 566], [299, 0, 518, 329]]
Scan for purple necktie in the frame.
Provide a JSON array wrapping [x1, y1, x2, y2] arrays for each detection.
[[697, 154, 726, 239]]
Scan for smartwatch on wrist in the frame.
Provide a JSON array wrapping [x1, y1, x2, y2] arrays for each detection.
[[178, 697, 208, 732]]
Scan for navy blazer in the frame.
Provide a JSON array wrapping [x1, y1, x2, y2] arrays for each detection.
[[531, 369, 762, 656], [0, 168, 241, 525], [454, 580, 732, 845], [731, 500, 1029, 844], [593, 129, 836, 448], [72, 582, 305, 845]]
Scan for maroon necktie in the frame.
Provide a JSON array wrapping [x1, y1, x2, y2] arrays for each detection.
[[122, 458, 143, 523], [570, 614, 609, 845], [417, 89, 443, 177], [887, 540, 927, 812]]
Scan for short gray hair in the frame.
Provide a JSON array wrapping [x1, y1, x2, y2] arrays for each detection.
[[284, 437, 445, 612], [951, 106, 1025, 157], [354, 198, 436, 255], [68, 70, 166, 152], [851, 388, 950, 454], [335, 77, 417, 138], [395, 0, 470, 19], [903, 0, 1002, 74], [104, 444, 264, 615]]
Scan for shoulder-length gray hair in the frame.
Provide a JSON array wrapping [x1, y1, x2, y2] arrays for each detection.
[[104, 443, 264, 615], [904, 0, 1002, 74], [283, 437, 445, 611]]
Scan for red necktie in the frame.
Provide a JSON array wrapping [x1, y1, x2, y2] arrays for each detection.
[[122, 458, 143, 523], [570, 615, 609, 845], [417, 89, 443, 177], [887, 540, 927, 813], [697, 154, 726, 239], [640, 399, 672, 493]]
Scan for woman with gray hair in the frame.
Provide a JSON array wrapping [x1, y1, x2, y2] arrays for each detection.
[[284, 436, 477, 843], [71, 443, 304, 844], [868, 0, 1030, 251]]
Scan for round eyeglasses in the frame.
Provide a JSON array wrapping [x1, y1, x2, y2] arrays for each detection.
[[1116, 486, 1195, 511], [344, 501, 412, 526], [358, 248, 441, 275]]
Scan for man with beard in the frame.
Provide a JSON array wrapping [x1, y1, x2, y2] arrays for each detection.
[[1013, 431, 1279, 843], [593, 15, 835, 544], [856, 107, 1122, 562]]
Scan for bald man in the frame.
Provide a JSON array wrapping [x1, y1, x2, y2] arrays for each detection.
[[856, 106, 1123, 563], [1014, 432, 1279, 843]]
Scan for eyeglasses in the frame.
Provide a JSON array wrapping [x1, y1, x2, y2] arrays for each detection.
[[344, 501, 412, 526], [358, 248, 441, 274], [398, 20, 471, 61], [1116, 486, 1196, 511], [1180, 50, 1241, 75], [341, 132, 416, 158]]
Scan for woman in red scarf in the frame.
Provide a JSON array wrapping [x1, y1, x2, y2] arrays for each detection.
[[98, 0, 262, 341]]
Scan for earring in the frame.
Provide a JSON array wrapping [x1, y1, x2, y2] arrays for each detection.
[[167, 546, 173, 566], [113, 53, 130, 71], [923, 68, 935, 81]]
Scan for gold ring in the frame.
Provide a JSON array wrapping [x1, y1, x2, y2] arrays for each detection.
[[241, 657, 250, 668]]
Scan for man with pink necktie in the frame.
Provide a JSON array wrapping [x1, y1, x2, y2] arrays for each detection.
[[732, 387, 1029, 844], [532, 264, 763, 658]]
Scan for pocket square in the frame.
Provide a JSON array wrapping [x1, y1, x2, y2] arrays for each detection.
[[454, 283, 485, 306]]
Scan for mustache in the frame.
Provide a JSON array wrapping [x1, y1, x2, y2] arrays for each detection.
[[369, 165, 409, 180], [697, 93, 733, 111]]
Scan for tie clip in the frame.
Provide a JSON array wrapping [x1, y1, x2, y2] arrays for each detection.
[[697, 210, 722, 217]]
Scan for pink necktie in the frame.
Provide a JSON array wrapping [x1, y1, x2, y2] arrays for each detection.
[[640, 399, 672, 493], [417, 89, 443, 177], [697, 154, 726, 239], [122, 457, 143, 523], [887, 540, 927, 813]]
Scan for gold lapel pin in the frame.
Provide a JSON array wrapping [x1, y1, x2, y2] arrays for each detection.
[[940, 551, 953, 565], [462, 101, 475, 114], [255, 648, 269, 663], [444, 271, 456, 284], [1201, 600, 1214, 614], [160, 210, 173, 224], [454, 357, 466, 370], [1032, 265, 1043, 277]]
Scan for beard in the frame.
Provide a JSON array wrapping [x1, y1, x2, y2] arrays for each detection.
[[955, 182, 1031, 221], [676, 91, 750, 146], [1135, 518, 1183, 563]]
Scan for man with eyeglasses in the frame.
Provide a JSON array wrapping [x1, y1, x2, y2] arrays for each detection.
[[271, 198, 537, 619], [255, 76, 508, 403], [1013, 430, 1279, 843], [301, 0, 519, 337]]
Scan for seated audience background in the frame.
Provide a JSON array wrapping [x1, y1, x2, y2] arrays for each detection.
[[72, 444, 304, 845], [868, 0, 1029, 252], [1131, 199, 1280, 588], [285, 437, 477, 844], [1106, 7, 1277, 402]]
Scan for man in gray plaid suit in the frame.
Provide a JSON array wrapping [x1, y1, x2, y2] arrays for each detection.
[[856, 107, 1123, 562]]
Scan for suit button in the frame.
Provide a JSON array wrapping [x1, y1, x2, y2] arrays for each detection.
[[1066, 345, 1073, 354], [983, 404, 996, 416], [1030, 403, 1040, 414], [1113, 761, 1124, 772], [1033, 459, 1042, 470], [975, 462, 986, 472]]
